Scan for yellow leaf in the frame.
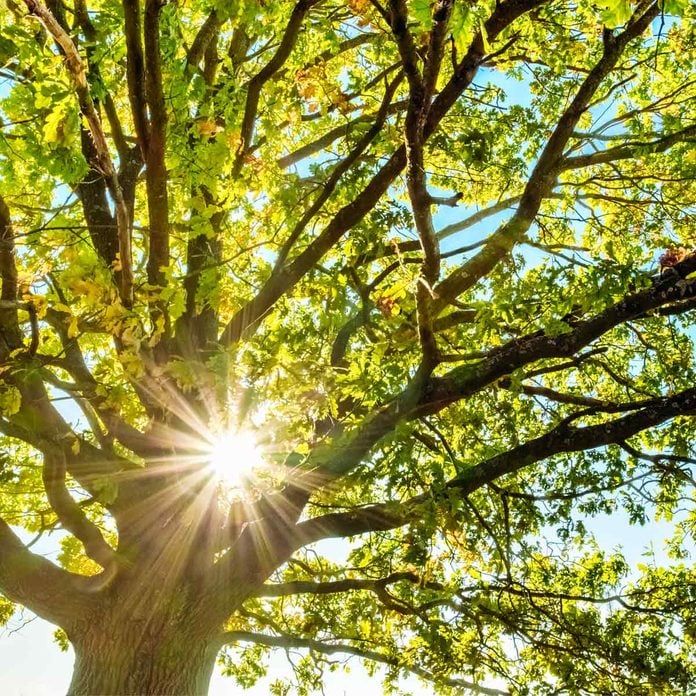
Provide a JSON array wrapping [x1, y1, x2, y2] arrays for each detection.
[[67, 315, 79, 339]]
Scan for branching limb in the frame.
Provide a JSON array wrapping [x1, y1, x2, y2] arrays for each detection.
[[219, 0, 542, 347], [289, 254, 696, 496], [330, 303, 373, 369], [432, 3, 660, 313], [4, 357, 134, 498], [619, 442, 696, 487], [74, 0, 129, 160], [234, 0, 321, 173], [0, 301, 40, 357], [74, 131, 120, 268], [388, 1, 453, 366], [425, 253, 696, 414]]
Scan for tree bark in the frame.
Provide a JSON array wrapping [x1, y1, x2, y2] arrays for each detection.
[[67, 613, 219, 695]]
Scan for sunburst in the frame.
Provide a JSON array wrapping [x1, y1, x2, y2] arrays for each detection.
[[205, 429, 265, 488]]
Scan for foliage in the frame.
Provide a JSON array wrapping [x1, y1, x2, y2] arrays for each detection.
[[0, 0, 695, 693]]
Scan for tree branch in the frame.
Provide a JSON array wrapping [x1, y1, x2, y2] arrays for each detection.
[[293, 385, 696, 546], [122, 0, 150, 156], [273, 72, 404, 273], [390, 0, 453, 366], [219, 628, 508, 694], [185, 10, 221, 77], [0, 516, 97, 628], [143, 0, 170, 298], [277, 98, 407, 169], [561, 123, 696, 171], [0, 192, 22, 354], [219, 0, 544, 346], [41, 452, 116, 569], [285, 254, 696, 508]]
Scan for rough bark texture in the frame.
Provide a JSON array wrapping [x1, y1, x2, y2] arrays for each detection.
[[68, 613, 218, 695]]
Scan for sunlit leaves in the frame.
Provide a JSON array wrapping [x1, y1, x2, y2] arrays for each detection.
[[0, 596, 14, 627], [0, 0, 694, 692]]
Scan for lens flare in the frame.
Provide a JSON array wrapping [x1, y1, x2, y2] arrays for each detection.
[[206, 430, 264, 487]]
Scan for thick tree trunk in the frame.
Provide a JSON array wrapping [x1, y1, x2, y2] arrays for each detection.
[[67, 618, 219, 695]]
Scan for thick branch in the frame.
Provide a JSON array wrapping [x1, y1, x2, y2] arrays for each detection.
[[41, 453, 116, 569], [0, 192, 21, 353], [176, 186, 223, 354], [393, 0, 454, 365], [294, 385, 696, 545], [143, 0, 170, 293], [76, 132, 120, 268], [69, 2, 127, 269], [122, 0, 150, 155], [185, 10, 221, 76], [74, 0, 129, 160], [387, 0, 423, 95], [0, 517, 96, 628]]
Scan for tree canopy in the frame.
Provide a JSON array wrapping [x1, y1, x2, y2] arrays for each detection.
[[0, 0, 695, 693]]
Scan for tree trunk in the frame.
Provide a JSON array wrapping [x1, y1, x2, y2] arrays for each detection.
[[67, 618, 219, 695]]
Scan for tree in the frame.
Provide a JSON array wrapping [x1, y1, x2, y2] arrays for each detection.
[[0, 0, 694, 692]]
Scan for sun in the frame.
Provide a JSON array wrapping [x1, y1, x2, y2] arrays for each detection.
[[205, 429, 264, 487]]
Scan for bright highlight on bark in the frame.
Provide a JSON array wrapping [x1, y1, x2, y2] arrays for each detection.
[[205, 430, 264, 487]]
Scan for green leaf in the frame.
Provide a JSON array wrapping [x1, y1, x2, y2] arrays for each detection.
[[662, 0, 688, 15], [450, 4, 472, 55], [599, 0, 633, 28], [479, 18, 491, 53], [408, 0, 433, 30]]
